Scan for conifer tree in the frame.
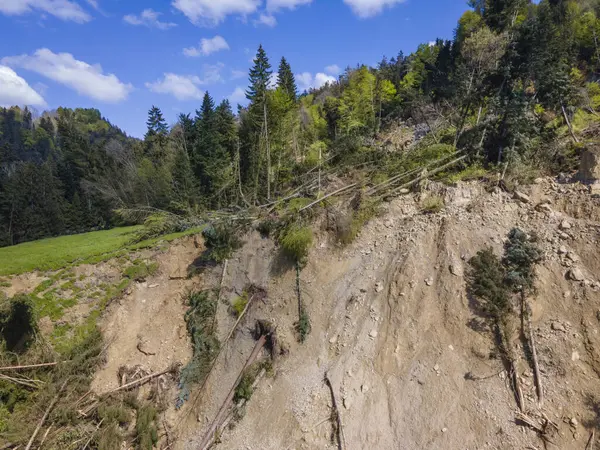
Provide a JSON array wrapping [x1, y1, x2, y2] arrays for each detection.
[[246, 45, 273, 107], [278, 57, 298, 101]]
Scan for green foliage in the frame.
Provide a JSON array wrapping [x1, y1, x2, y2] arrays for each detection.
[[135, 404, 158, 450], [502, 228, 542, 292], [280, 224, 313, 264], [468, 247, 511, 319], [0, 294, 37, 352], [178, 290, 220, 408], [201, 223, 243, 263], [231, 292, 249, 317], [295, 309, 311, 343], [420, 195, 445, 214], [336, 198, 381, 245], [446, 164, 488, 183], [122, 260, 159, 282], [233, 360, 272, 403]]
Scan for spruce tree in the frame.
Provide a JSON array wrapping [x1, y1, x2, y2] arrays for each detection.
[[246, 45, 272, 106], [145, 106, 168, 140], [278, 57, 297, 101]]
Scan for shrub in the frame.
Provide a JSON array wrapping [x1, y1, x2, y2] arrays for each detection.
[[231, 292, 249, 317], [202, 223, 243, 263], [420, 195, 445, 214], [280, 225, 313, 264], [135, 404, 158, 450], [0, 294, 37, 352], [446, 164, 488, 183]]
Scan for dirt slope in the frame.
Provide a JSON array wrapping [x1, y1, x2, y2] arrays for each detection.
[[175, 179, 600, 450]]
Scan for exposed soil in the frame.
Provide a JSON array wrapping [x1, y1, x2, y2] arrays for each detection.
[[6, 178, 600, 450]]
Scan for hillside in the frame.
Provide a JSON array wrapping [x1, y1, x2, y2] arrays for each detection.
[[1, 164, 600, 449]]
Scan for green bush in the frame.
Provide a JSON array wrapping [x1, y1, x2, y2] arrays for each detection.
[[202, 223, 243, 263], [231, 292, 249, 317], [280, 225, 313, 264], [135, 405, 158, 450], [420, 195, 445, 214], [0, 294, 38, 352], [468, 248, 511, 319]]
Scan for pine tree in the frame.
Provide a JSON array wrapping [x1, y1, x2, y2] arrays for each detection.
[[278, 57, 297, 101], [145, 106, 168, 140], [193, 92, 220, 195], [215, 100, 237, 159], [246, 45, 273, 106], [171, 145, 197, 208]]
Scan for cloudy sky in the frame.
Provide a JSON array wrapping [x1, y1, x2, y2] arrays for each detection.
[[0, 0, 466, 137]]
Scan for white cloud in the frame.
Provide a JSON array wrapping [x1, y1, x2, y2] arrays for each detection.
[[0, 65, 46, 107], [255, 13, 276, 27], [124, 9, 177, 30], [228, 86, 247, 105], [172, 0, 260, 26], [183, 35, 229, 57], [0, 0, 91, 22], [146, 73, 204, 101], [325, 64, 341, 75], [202, 62, 225, 84], [266, 0, 312, 11], [2, 49, 132, 103], [231, 69, 246, 80], [343, 0, 406, 18], [296, 72, 336, 91], [85, 0, 99, 10]]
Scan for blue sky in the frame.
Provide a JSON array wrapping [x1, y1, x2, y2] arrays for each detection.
[[0, 0, 467, 138]]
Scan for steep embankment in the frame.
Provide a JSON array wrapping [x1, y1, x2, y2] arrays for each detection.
[[5, 178, 598, 450], [175, 178, 600, 450]]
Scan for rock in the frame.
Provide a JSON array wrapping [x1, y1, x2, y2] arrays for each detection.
[[514, 191, 531, 203], [534, 177, 544, 184], [384, 219, 395, 228], [449, 264, 463, 277], [578, 146, 600, 183], [570, 417, 579, 427], [572, 351, 580, 362], [329, 336, 338, 344], [148, 283, 159, 288], [369, 330, 378, 339], [375, 282, 384, 293], [399, 188, 410, 195], [558, 172, 568, 184], [537, 203, 553, 213], [591, 183, 600, 197], [559, 232, 570, 240], [566, 252, 580, 263], [425, 277, 434, 286], [568, 268, 585, 282], [551, 322, 566, 332], [361, 384, 369, 393], [442, 427, 448, 433], [433, 364, 440, 372], [560, 220, 572, 230], [558, 246, 568, 255]]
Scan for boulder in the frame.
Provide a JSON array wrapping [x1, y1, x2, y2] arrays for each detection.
[[560, 220, 572, 230], [568, 268, 585, 282], [579, 146, 600, 184], [514, 191, 531, 203]]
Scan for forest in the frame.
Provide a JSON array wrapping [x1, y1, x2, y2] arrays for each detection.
[[2, 0, 600, 246]]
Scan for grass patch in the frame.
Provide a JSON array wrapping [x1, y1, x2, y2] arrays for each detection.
[[336, 198, 381, 245], [0, 226, 204, 277], [446, 164, 488, 183], [0, 227, 139, 276], [122, 260, 159, 282], [201, 224, 243, 263], [420, 195, 445, 214]]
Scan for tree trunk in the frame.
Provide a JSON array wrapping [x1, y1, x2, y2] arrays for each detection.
[[562, 104, 580, 144]]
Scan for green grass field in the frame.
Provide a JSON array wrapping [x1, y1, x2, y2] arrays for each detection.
[[0, 226, 203, 276]]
